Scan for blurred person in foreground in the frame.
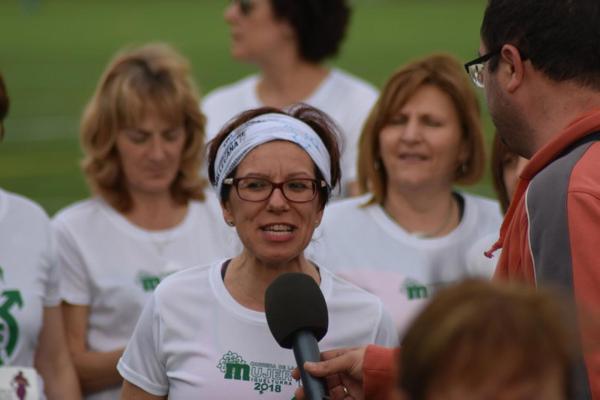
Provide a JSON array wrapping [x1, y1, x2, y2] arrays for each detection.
[[309, 53, 502, 332], [0, 74, 81, 399], [297, 0, 600, 397], [295, 280, 576, 400], [202, 0, 378, 195], [117, 105, 398, 399], [53, 44, 236, 400]]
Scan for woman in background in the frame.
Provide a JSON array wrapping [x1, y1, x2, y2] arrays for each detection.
[[309, 53, 503, 332], [203, 0, 378, 195], [0, 73, 80, 399], [54, 44, 236, 400]]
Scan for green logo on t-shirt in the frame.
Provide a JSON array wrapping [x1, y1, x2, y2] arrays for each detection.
[[217, 351, 296, 395], [0, 289, 24, 365], [137, 272, 174, 292]]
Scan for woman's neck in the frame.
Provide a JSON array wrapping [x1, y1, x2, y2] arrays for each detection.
[[383, 186, 460, 238], [257, 56, 329, 109], [224, 252, 320, 312], [123, 192, 188, 231]]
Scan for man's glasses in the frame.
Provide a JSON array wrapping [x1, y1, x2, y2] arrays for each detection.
[[231, 0, 254, 15], [223, 177, 326, 203], [464, 50, 500, 88]]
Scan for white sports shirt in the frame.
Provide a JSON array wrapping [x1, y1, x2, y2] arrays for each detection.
[[53, 194, 239, 400], [308, 192, 503, 335], [0, 189, 59, 396], [202, 68, 379, 187], [117, 261, 398, 399]]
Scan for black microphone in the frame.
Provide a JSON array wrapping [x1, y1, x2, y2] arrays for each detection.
[[265, 272, 329, 400]]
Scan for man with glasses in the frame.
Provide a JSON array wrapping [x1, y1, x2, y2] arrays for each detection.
[[294, 0, 600, 399]]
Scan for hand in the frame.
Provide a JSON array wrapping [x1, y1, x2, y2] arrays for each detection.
[[293, 347, 366, 400]]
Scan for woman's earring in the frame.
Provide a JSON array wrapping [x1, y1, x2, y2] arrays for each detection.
[[226, 220, 235, 227]]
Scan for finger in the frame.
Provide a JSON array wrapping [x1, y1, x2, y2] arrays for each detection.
[[291, 367, 300, 380], [303, 351, 355, 377]]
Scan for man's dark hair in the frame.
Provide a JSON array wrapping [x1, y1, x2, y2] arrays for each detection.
[[271, 0, 351, 63], [481, 0, 600, 90]]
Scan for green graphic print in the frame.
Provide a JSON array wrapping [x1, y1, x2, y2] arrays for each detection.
[[0, 289, 24, 365], [217, 351, 296, 396]]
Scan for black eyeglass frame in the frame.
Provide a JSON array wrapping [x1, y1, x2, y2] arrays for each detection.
[[464, 50, 500, 88], [223, 177, 328, 203]]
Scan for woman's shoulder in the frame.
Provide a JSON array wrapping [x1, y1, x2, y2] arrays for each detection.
[[322, 194, 373, 222], [155, 261, 217, 295], [328, 68, 378, 98], [0, 188, 49, 222], [322, 267, 385, 312], [202, 75, 258, 109], [462, 192, 503, 219], [52, 198, 105, 227]]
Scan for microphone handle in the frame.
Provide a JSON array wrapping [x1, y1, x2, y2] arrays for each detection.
[[293, 330, 328, 400]]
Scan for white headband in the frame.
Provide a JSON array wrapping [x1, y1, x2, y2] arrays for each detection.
[[212, 113, 332, 195]]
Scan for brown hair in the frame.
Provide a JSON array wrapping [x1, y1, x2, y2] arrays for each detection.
[[0, 73, 8, 140], [357, 53, 486, 205], [206, 104, 341, 209], [491, 132, 518, 213], [398, 280, 575, 400], [80, 43, 206, 212]]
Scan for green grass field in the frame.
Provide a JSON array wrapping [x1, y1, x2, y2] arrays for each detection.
[[0, 0, 492, 215]]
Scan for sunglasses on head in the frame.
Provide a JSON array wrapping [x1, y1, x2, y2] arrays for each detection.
[[231, 0, 254, 15]]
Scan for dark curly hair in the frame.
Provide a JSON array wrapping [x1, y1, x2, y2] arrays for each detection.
[[271, 0, 351, 63]]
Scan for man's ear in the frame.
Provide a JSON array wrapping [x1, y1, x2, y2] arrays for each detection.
[[500, 44, 526, 93]]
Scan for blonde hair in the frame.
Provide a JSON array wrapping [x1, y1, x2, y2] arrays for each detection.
[[80, 43, 206, 212], [357, 53, 486, 205]]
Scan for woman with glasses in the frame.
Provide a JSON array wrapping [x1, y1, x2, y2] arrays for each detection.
[[117, 105, 398, 399], [0, 74, 80, 399], [309, 53, 503, 333], [202, 0, 377, 195], [53, 43, 237, 400]]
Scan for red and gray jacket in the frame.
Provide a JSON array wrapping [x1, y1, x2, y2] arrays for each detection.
[[492, 109, 600, 400]]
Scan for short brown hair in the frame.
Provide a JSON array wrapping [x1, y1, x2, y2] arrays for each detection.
[[206, 104, 342, 209], [80, 43, 206, 212], [357, 53, 486, 205], [0, 73, 9, 140], [491, 132, 513, 213], [398, 280, 575, 400]]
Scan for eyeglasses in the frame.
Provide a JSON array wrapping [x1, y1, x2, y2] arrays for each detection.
[[223, 177, 326, 203], [231, 0, 254, 15], [464, 50, 500, 88]]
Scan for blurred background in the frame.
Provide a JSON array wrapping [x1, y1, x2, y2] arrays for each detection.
[[0, 0, 490, 215]]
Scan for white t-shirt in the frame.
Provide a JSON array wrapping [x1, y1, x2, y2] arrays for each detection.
[[465, 232, 502, 279], [117, 261, 398, 399], [53, 194, 238, 400], [308, 192, 503, 335], [0, 189, 59, 396], [202, 69, 379, 187]]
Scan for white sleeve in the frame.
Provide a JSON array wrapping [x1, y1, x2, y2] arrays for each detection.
[[373, 303, 400, 347], [42, 231, 61, 307], [52, 219, 92, 305], [117, 294, 168, 396]]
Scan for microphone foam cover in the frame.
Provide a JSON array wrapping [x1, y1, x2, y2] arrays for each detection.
[[265, 272, 329, 349]]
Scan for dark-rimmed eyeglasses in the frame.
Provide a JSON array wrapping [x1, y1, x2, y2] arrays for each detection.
[[464, 50, 500, 88], [223, 177, 326, 203], [231, 0, 254, 15]]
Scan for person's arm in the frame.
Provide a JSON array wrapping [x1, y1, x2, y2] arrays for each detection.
[[293, 345, 398, 400], [293, 347, 366, 400], [62, 303, 124, 394], [34, 306, 82, 400], [120, 381, 166, 400]]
